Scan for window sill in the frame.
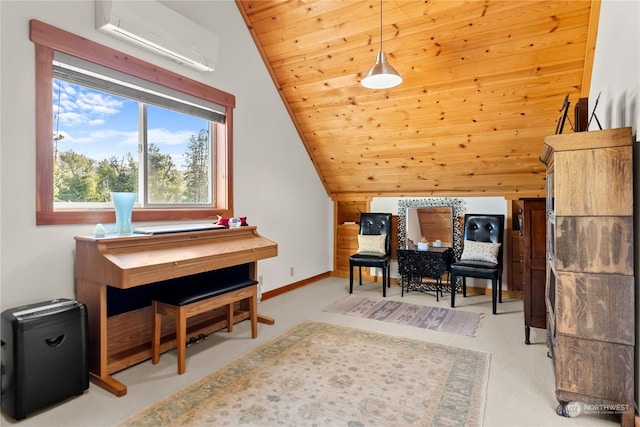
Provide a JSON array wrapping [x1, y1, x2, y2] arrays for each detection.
[[36, 208, 232, 226]]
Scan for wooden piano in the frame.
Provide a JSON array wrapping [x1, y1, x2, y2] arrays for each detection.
[[74, 226, 277, 396]]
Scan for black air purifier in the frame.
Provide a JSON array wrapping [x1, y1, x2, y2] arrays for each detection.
[[1, 299, 89, 420]]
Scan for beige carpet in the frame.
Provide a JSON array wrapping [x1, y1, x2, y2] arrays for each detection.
[[120, 320, 490, 427], [324, 295, 482, 336]]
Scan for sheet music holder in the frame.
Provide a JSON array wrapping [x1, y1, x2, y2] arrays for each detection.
[[587, 92, 603, 130]]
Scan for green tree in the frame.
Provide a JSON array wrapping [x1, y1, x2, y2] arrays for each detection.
[[55, 150, 98, 201], [183, 129, 210, 203], [96, 154, 138, 201], [147, 143, 182, 203]]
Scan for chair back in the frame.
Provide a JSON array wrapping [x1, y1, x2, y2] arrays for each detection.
[[462, 214, 505, 267], [359, 213, 392, 256]]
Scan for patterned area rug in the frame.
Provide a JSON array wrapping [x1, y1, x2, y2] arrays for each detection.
[[324, 295, 481, 336], [120, 321, 489, 426]]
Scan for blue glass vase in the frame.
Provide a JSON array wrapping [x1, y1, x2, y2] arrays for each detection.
[[111, 192, 137, 235]]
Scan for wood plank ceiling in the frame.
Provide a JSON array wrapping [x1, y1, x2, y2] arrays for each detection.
[[235, 0, 599, 199]]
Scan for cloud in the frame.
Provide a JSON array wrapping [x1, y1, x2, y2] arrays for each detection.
[[54, 81, 125, 127], [148, 128, 193, 146], [63, 129, 137, 147], [90, 129, 138, 147], [57, 111, 86, 127]]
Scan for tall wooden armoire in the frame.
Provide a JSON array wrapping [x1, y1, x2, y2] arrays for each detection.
[[540, 127, 635, 426]]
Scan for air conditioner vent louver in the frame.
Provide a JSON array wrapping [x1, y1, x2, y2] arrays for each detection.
[[95, 0, 218, 72]]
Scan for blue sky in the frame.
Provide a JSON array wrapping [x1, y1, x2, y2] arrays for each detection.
[[53, 80, 207, 170]]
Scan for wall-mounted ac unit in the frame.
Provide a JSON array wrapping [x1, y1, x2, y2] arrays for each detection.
[[95, 0, 218, 72]]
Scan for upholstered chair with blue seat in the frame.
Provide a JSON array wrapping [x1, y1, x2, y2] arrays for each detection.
[[450, 214, 505, 314], [349, 213, 392, 297]]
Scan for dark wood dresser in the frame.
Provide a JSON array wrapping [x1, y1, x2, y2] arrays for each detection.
[[520, 198, 547, 344]]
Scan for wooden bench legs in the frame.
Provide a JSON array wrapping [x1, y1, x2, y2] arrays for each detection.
[[151, 284, 258, 374]]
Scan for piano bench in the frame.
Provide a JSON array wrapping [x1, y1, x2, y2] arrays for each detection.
[[151, 278, 259, 374]]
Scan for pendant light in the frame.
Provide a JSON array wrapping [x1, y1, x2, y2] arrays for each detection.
[[361, 0, 402, 89]]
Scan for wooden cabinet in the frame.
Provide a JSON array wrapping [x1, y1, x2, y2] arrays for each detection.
[[508, 200, 524, 293], [333, 198, 369, 278], [521, 198, 547, 344], [509, 198, 547, 343], [540, 128, 634, 426], [510, 234, 524, 292], [335, 223, 360, 277]]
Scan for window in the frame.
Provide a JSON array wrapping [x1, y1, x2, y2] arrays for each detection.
[[31, 20, 235, 225], [53, 52, 222, 208]]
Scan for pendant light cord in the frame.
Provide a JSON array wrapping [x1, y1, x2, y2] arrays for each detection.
[[379, 0, 383, 52]]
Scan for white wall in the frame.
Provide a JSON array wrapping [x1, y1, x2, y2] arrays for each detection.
[[0, 0, 333, 310], [588, 0, 639, 409], [372, 196, 506, 216], [589, 0, 639, 134]]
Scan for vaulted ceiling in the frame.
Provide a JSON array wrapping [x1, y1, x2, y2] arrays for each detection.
[[235, 0, 599, 199]]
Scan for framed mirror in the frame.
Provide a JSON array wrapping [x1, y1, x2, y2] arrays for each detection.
[[406, 206, 453, 247], [398, 198, 465, 259]]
